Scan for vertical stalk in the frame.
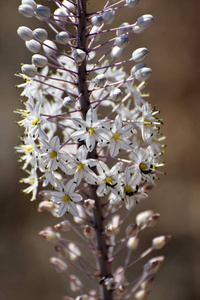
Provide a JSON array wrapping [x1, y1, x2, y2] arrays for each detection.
[[76, 1, 113, 299]]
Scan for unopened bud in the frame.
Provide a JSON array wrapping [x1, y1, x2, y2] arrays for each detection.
[[118, 284, 126, 294], [39, 227, 61, 241], [152, 235, 171, 250], [126, 0, 139, 8], [94, 74, 107, 87], [127, 236, 139, 249], [17, 26, 33, 41], [56, 31, 69, 44], [69, 275, 82, 292], [140, 275, 154, 291], [126, 223, 137, 236], [132, 47, 149, 62], [43, 40, 57, 56], [18, 4, 34, 18], [102, 9, 115, 24], [35, 5, 51, 20], [135, 289, 148, 299], [63, 95, 76, 108], [91, 14, 104, 27], [136, 210, 154, 227], [25, 39, 41, 53], [89, 26, 101, 41], [50, 257, 67, 272], [38, 200, 55, 212], [21, 64, 37, 77], [116, 22, 131, 36], [131, 63, 146, 76], [143, 256, 165, 274], [33, 28, 48, 41], [73, 49, 86, 63], [68, 243, 81, 261], [111, 46, 124, 60], [32, 54, 48, 67], [135, 67, 152, 81], [83, 225, 95, 239], [73, 204, 86, 224], [115, 35, 129, 49], [62, 0, 76, 13], [54, 220, 71, 231], [110, 88, 123, 102], [75, 295, 89, 300], [133, 14, 154, 34], [146, 213, 160, 227], [22, 0, 37, 10], [54, 8, 68, 23], [84, 199, 95, 210]]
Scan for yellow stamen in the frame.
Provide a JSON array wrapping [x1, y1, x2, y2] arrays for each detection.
[[124, 186, 133, 193], [31, 118, 40, 125], [144, 119, 151, 125], [76, 163, 83, 170], [62, 195, 70, 202], [139, 162, 148, 170], [113, 133, 120, 140], [22, 145, 34, 151], [87, 127, 94, 134], [49, 151, 57, 159], [106, 177, 112, 184]]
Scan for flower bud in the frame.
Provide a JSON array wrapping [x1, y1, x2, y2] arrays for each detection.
[[152, 235, 171, 250], [84, 199, 95, 210], [69, 275, 82, 292], [94, 74, 107, 87], [89, 26, 101, 41], [135, 289, 148, 299], [54, 220, 71, 231], [68, 243, 81, 261], [22, 0, 37, 10], [73, 49, 86, 63], [116, 22, 131, 36], [91, 14, 104, 27], [39, 227, 61, 241], [132, 47, 149, 62], [50, 257, 67, 272], [110, 88, 123, 102], [136, 210, 154, 227], [127, 236, 139, 249], [83, 225, 95, 239], [54, 8, 68, 23], [33, 28, 48, 41], [17, 26, 33, 41], [35, 5, 51, 20], [140, 275, 154, 291], [63, 95, 76, 108], [43, 40, 57, 56], [18, 4, 34, 18], [32, 54, 48, 67], [75, 296, 88, 300], [25, 39, 41, 53], [146, 213, 160, 227], [131, 63, 146, 76], [126, 0, 139, 8], [115, 35, 129, 49], [38, 200, 56, 212], [62, 0, 76, 13], [135, 67, 152, 81], [56, 31, 69, 44], [126, 223, 137, 236], [111, 46, 124, 60], [21, 64, 37, 77], [103, 9, 115, 24], [133, 14, 154, 34], [143, 256, 165, 274], [73, 204, 86, 224]]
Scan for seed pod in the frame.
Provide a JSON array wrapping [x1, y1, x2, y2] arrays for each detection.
[[35, 5, 51, 20], [33, 28, 48, 41], [103, 9, 115, 24], [25, 39, 41, 53], [18, 4, 34, 18], [17, 26, 33, 41], [21, 64, 37, 77], [43, 40, 57, 56], [32, 54, 48, 67], [73, 49, 86, 63], [115, 35, 129, 49], [126, 0, 140, 8], [56, 31, 69, 44], [132, 47, 149, 62]]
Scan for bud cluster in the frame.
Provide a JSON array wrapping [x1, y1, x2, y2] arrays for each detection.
[[16, 0, 168, 299]]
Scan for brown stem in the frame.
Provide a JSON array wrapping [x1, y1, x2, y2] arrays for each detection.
[[76, 1, 113, 299]]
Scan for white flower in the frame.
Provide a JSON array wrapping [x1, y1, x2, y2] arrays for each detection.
[[20, 169, 38, 201]]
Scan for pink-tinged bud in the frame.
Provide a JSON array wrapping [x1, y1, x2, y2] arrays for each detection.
[[143, 256, 165, 274], [56, 31, 69, 44], [83, 225, 95, 239], [102, 9, 115, 25], [22, 0, 37, 10], [25, 39, 41, 53], [127, 236, 139, 249], [73, 49, 86, 63], [126, 0, 140, 8], [54, 220, 71, 231], [35, 5, 51, 20], [18, 4, 34, 18], [43, 40, 57, 56], [84, 199, 95, 210], [32, 54, 48, 67], [33, 28, 48, 41], [39, 227, 61, 241], [50, 257, 67, 272], [132, 47, 149, 62], [152, 235, 171, 250], [21, 64, 37, 77], [17, 26, 33, 41]]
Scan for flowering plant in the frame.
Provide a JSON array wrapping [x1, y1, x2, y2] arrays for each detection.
[[16, 0, 170, 299]]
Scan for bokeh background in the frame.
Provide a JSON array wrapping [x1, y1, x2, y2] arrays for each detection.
[[1, 0, 200, 299]]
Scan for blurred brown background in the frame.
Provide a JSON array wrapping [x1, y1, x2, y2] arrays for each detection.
[[1, 0, 200, 299]]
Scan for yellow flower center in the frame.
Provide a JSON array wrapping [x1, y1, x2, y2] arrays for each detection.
[[49, 151, 57, 159], [106, 177, 112, 184], [113, 133, 120, 140], [87, 127, 94, 134], [139, 162, 148, 170], [31, 118, 40, 125], [22, 145, 34, 151], [29, 177, 35, 182], [76, 163, 83, 170], [124, 186, 133, 193], [62, 195, 70, 202]]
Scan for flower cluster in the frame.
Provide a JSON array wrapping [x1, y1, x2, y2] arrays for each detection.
[[16, 0, 169, 299]]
